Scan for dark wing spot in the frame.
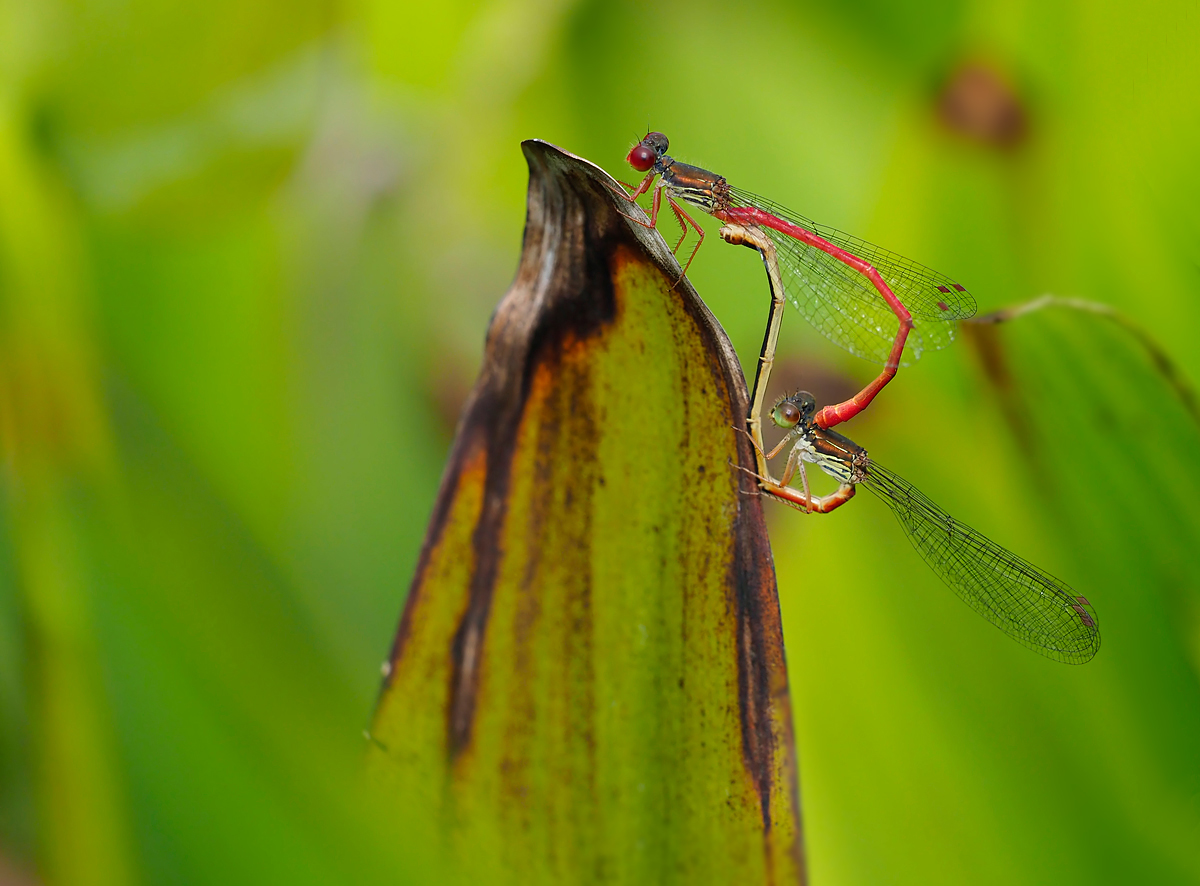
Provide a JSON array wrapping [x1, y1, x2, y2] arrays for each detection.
[[1071, 603, 1096, 629]]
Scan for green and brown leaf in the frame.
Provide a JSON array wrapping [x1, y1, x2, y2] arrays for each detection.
[[369, 142, 803, 885]]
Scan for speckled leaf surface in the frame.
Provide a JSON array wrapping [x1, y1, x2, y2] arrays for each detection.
[[369, 141, 803, 885]]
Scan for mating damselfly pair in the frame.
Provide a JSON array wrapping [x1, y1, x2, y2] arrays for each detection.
[[619, 132, 1100, 665]]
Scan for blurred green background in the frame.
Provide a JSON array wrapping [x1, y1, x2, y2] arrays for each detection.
[[2, 0, 1199, 883]]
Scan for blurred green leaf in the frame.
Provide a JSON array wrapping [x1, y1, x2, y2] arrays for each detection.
[[2, 0, 1200, 883], [0, 89, 137, 885]]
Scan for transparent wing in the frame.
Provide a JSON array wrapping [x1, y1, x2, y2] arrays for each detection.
[[861, 460, 1100, 664], [730, 187, 976, 366]]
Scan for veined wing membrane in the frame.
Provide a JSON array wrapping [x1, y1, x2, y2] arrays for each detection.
[[730, 187, 976, 366], [861, 460, 1100, 665]]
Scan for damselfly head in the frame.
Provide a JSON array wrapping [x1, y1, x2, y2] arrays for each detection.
[[627, 132, 669, 172], [771, 391, 817, 429]]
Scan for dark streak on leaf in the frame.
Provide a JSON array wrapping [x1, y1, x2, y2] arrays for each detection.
[[733, 495, 788, 832], [442, 146, 622, 755]]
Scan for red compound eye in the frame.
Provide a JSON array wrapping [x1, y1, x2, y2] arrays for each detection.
[[627, 143, 656, 172]]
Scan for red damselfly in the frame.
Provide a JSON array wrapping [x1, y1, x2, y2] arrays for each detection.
[[622, 132, 976, 429], [719, 223, 1098, 663]]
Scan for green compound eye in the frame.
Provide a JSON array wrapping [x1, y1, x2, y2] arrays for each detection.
[[772, 400, 802, 429]]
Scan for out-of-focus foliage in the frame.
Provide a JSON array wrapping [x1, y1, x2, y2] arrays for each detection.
[[0, 0, 1198, 883]]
